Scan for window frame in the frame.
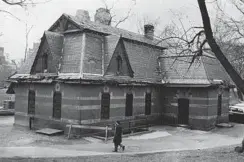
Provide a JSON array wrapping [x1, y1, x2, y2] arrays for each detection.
[[28, 90, 35, 115], [116, 55, 122, 73]]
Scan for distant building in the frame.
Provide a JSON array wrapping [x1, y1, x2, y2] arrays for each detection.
[[8, 8, 234, 132]]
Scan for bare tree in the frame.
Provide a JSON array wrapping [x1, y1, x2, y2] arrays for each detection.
[[101, 0, 136, 27], [24, 23, 33, 62], [0, 0, 51, 20], [197, 0, 244, 93]]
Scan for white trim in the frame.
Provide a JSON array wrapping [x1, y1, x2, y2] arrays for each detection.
[[58, 73, 82, 76], [101, 40, 105, 75], [80, 33, 86, 76], [83, 73, 103, 76]]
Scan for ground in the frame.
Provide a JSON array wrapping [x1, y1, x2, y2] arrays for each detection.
[[1, 146, 244, 162], [1, 116, 244, 161]]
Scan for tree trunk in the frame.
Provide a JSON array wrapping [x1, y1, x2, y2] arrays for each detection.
[[197, 0, 244, 93]]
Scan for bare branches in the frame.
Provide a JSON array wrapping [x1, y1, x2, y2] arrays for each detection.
[[1, 0, 52, 7], [24, 24, 33, 62], [2, 0, 27, 6], [0, 9, 21, 21], [114, 8, 132, 27], [101, 0, 135, 27]]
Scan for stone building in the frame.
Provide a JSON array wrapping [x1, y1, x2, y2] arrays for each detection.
[[8, 8, 234, 132]]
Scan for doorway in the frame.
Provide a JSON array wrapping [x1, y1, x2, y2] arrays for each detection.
[[178, 98, 189, 125], [125, 93, 133, 116], [145, 93, 151, 115]]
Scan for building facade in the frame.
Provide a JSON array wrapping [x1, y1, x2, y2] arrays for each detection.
[[8, 8, 234, 132]]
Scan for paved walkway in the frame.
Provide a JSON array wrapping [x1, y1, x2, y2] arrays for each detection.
[[0, 122, 243, 158]]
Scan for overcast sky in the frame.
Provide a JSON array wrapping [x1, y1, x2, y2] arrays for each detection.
[[0, 0, 238, 61]]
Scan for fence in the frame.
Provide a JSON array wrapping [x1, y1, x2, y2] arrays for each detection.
[[66, 118, 153, 142]]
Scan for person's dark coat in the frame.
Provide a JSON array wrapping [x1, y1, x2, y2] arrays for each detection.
[[113, 124, 122, 145]]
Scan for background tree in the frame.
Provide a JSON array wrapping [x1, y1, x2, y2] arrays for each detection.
[[196, 0, 244, 93]]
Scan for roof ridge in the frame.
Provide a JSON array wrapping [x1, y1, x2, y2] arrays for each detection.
[[201, 57, 211, 82], [63, 13, 167, 49]]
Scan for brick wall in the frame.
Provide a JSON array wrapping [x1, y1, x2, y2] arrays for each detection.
[[162, 87, 230, 130], [83, 33, 103, 74], [14, 83, 161, 132], [61, 33, 83, 73]]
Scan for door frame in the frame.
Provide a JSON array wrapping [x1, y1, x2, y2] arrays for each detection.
[[178, 98, 190, 125]]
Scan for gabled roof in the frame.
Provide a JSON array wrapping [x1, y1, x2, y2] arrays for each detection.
[[104, 35, 120, 71], [18, 44, 40, 74], [29, 31, 64, 74], [44, 31, 64, 59], [123, 40, 163, 82], [49, 14, 167, 49], [105, 38, 134, 77], [162, 52, 234, 86]]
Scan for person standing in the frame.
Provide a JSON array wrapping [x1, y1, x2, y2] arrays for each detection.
[[113, 121, 125, 152]]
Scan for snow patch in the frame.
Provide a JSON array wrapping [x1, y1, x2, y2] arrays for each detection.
[[83, 137, 103, 143], [126, 131, 171, 140]]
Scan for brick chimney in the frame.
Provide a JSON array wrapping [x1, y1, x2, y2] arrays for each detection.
[[144, 24, 154, 39], [94, 8, 111, 25], [75, 9, 90, 22]]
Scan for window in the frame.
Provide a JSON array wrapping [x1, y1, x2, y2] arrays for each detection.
[[217, 94, 222, 116], [125, 93, 133, 116], [53, 91, 62, 119], [101, 93, 110, 119], [43, 53, 48, 71], [145, 93, 151, 115], [28, 90, 35, 115], [116, 55, 122, 73]]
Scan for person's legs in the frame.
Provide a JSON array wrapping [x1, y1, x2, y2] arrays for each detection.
[[113, 143, 118, 152], [119, 143, 125, 151]]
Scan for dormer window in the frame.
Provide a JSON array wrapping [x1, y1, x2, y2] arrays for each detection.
[[43, 53, 48, 72], [116, 55, 122, 74]]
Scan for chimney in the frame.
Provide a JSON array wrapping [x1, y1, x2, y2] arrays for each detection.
[[94, 8, 111, 25], [144, 24, 154, 39], [75, 9, 90, 22]]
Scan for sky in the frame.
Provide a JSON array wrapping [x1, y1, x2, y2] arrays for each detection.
[[0, 0, 239, 61]]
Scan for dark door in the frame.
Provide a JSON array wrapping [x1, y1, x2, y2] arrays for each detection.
[[53, 91, 62, 119], [178, 98, 189, 125], [217, 94, 222, 116], [145, 93, 151, 115], [125, 93, 133, 116], [28, 90, 35, 115], [101, 93, 110, 119]]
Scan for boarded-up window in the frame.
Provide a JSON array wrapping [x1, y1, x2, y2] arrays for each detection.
[[53, 91, 62, 119], [43, 53, 48, 71], [217, 94, 222, 116], [145, 93, 151, 115], [116, 55, 122, 73], [125, 93, 133, 116], [101, 93, 110, 119], [28, 90, 35, 115]]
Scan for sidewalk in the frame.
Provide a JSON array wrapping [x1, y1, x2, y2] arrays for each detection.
[[0, 123, 243, 158]]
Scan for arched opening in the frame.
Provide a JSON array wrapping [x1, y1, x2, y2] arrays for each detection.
[[28, 90, 35, 115], [116, 55, 122, 73], [101, 93, 110, 119], [43, 53, 48, 71], [53, 91, 62, 119], [125, 93, 133, 116], [145, 92, 151, 115]]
